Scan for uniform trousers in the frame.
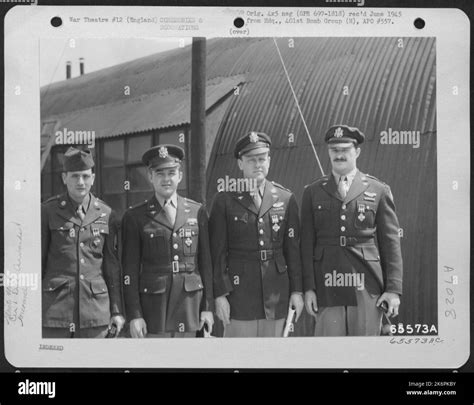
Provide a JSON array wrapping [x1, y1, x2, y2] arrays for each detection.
[[43, 326, 109, 338], [314, 287, 383, 336], [224, 319, 285, 337]]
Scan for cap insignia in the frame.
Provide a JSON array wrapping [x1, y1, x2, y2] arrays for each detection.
[[159, 146, 169, 158], [334, 127, 344, 138], [249, 132, 259, 143]]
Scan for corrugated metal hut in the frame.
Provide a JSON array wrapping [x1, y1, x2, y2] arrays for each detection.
[[41, 37, 437, 334]]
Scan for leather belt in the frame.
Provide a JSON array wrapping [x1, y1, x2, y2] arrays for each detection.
[[317, 236, 375, 247], [229, 249, 283, 262], [149, 262, 195, 274]]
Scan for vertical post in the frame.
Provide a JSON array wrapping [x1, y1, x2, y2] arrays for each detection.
[[66, 61, 71, 79], [79, 57, 85, 75], [189, 37, 207, 203]]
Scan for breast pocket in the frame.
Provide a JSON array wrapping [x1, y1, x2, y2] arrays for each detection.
[[49, 219, 77, 249], [143, 226, 168, 255], [354, 201, 376, 230], [313, 200, 331, 228], [228, 210, 249, 239]]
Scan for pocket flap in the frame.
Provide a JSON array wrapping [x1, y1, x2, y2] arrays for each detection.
[[140, 274, 167, 294], [96, 225, 109, 235], [275, 255, 287, 273], [184, 273, 204, 292], [362, 246, 380, 261], [90, 278, 108, 294], [314, 201, 331, 211], [50, 219, 74, 231], [43, 277, 69, 292]]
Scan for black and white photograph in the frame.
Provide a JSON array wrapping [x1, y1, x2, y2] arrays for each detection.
[[39, 35, 436, 340], [3, 6, 470, 369]]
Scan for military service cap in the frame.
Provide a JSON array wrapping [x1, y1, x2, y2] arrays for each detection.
[[63, 147, 95, 172], [234, 131, 272, 159], [325, 125, 365, 145], [142, 144, 185, 170]]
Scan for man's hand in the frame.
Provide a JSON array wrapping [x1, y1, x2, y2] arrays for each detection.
[[200, 311, 214, 334], [289, 293, 304, 322], [304, 290, 318, 318], [376, 292, 401, 317], [130, 317, 147, 338], [215, 295, 230, 325], [109, 314, 125, 334]]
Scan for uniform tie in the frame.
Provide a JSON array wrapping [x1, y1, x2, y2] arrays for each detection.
[[76, 205, 85, 221], [163, 199, 176, 226], [338, 176, 349, 199], [252, 189, 263, 210]]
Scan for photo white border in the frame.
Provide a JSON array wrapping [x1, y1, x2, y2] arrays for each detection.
[[4, 6, 470, 368]]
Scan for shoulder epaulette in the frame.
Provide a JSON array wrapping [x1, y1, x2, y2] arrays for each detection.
[[271, 181, 291, 193], [183, 197, 201, 206], [43, 194, 60, 204], [95, 198, 111, 208], [365, 173, 388, 186], [127, 200, 148, 211]]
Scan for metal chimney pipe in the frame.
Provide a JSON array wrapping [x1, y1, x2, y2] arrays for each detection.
[[66, 61, 71, 79], [79, 57, 85, 76]]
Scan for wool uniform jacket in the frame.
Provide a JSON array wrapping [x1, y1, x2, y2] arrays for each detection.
[[209, 181, 303, 321], [41, 193, 123, 328], [300, 170, 403, 307], [122, 195, 213, 334]]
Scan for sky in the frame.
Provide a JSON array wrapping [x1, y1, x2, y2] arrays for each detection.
[[40, 37, 193, 87]]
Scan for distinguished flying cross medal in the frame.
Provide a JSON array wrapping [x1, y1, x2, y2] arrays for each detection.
[[159, 146, 168, 158], [273, 224, 280, 232], [334, 127, 344, 138], [249, 132, 259, 143], [358, 213, 366, 222]]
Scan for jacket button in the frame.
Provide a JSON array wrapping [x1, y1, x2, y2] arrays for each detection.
[[259, 229, 264, 235], [342, 204, 346, 210], [341, 215, 346, 220], [234, 217, 238, 221], [80, 228, 85, 232], [144, 288, 148, 292], [80, 242, 84, 247], [173, 233, 177, 238], [259, 218, 263, 223], [318, 205, 321, 209], [259, 240, 264, 246], [80, 274, 84, 280], [174, 255, 179, 261], [173, 243, 179, 249], [150, 234, 154, 238], [80, 258, 85, 264], [341, 226, 346, 232]]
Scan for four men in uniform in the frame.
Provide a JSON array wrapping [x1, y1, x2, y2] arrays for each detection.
[[42, 127, 402, 338]]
